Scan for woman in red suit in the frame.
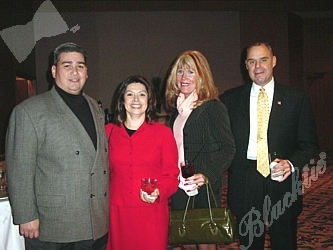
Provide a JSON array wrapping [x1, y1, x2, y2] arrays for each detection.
[[105, 75, 179, 250]]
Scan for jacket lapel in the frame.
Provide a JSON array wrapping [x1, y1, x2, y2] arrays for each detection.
[[240, 83, 252, 124], [50, 87, 96, 159], [185, 101, 208, 127], [269, 82, 285, 130]]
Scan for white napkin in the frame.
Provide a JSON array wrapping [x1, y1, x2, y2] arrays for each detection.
[[178, 176, 198, 196]]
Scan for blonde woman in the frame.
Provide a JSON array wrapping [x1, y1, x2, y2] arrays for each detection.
[[165, 50, 235, 250]]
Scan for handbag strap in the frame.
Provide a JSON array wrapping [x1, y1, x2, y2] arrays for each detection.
[[181, 178, 218, 224], [179, 178, 225, 237], [206, 179, 214, 222], [206, 179, 218, 208]]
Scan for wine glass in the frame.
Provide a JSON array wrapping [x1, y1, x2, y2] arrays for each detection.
[[269, 152, 282, 181], [181, 160, 195, 178], [141, 178, 158, 195]]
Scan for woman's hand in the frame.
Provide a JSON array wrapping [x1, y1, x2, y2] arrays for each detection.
[[185, 173, 206, 190], [140, 189, 160, 204]]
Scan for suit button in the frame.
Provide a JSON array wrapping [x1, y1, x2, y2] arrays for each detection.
[[105, 148, 107, 152], [104, 170, 106, 174], [90, 194, 95, 198], [75, 151, 80, 155]]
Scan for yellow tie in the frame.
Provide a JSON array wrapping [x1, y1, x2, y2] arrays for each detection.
[[257, 87, 270, 177]]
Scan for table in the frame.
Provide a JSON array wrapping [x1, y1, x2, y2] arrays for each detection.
[[0, 191, 25, 250]]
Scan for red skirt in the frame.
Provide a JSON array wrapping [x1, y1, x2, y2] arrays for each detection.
[[107, 204, 169, 250]]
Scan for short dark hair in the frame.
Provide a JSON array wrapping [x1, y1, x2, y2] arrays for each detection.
[[53, 42, 87, 65], [246, 42, 274, 57], [113, 75, 157, 126]]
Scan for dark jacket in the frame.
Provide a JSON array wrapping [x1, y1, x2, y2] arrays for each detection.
[[221, 82, 318, 219], [169, 99, 235, 209]]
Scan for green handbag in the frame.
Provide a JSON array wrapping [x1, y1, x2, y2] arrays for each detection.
[[169, 179, 238, 245]]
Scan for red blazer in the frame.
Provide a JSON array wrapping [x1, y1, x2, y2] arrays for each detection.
[[105, 121, 179, 207]]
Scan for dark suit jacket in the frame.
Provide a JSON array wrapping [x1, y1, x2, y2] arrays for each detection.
[[221, 82, 318, 219], [169, 99, 235, 209]]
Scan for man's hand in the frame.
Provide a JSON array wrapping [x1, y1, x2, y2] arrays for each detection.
[[271, 159, 292, 182], [20, 219, 40, 238]]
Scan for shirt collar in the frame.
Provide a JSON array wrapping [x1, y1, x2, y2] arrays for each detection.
[[250, 77, 275, 97]]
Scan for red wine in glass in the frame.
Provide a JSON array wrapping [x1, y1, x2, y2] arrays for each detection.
[[141, 178, 157, 195], [181, 161, 194, 178]]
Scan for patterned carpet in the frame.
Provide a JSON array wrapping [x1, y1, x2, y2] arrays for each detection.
[[218, 152, 333, 250]]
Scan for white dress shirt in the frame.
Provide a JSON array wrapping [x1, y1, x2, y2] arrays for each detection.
[[246, 78, 295, 172], [247, 78, 275, 160]]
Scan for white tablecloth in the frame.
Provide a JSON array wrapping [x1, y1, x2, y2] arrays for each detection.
[[0, 198, 25, 250]]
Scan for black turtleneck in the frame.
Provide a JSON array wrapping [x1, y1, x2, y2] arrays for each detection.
[[124, 125, 136, 137], [55, 84, 97, 149]]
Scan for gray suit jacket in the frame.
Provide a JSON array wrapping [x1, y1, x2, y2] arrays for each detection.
[[6, 86, 109, 242]]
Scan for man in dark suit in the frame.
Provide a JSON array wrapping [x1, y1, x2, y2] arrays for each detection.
[[221, 42, 318, 249], [6, 42, 109, 249]]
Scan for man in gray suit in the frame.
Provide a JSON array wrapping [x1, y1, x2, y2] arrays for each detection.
[[6, 42, 109, 249]]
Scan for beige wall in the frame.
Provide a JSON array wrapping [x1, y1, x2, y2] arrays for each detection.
[[1, 1, 333, 152], [34, 11, 241, 109]]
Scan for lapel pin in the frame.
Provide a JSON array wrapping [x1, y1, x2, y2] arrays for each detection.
[[277, 101, 282, 105]]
